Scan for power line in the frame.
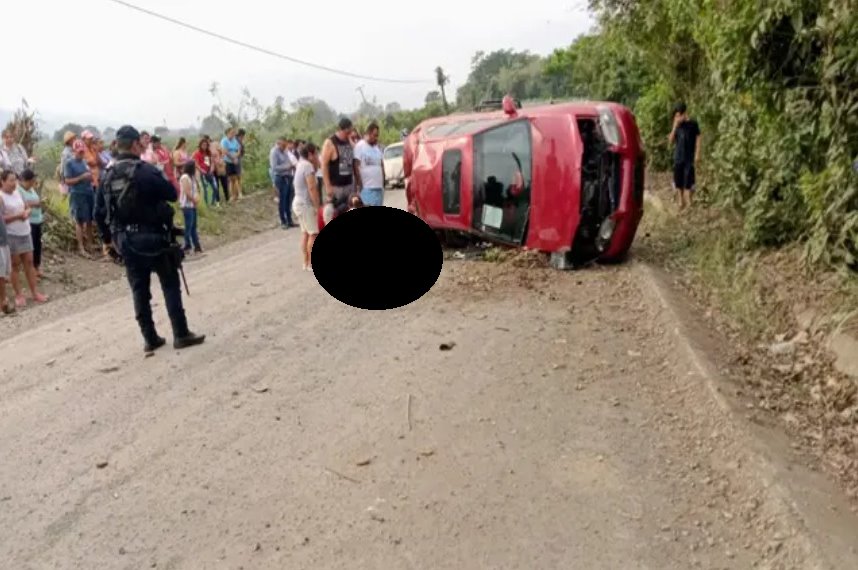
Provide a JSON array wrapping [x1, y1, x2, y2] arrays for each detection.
[[105, 0, 430, 85]]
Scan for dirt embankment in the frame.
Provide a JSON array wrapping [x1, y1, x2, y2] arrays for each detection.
[[637, 179, 858, 503]]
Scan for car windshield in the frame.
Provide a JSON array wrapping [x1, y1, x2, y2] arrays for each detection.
[[472, 120, 532, 243], [384, 145, 403, 159]]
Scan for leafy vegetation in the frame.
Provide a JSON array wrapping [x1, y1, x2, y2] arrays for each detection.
[[579, 0, 858, 271], [456, 50, 564, 108]]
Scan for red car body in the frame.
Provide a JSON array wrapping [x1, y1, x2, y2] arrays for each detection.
[[403, 98, 645, 265]]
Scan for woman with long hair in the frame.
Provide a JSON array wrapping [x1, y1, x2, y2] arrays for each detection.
[[173, 137, 190, 174], [193, 138, 219, 206], [292, 144, 321, 271], [178, 161, 202, 253], [17, 170, 44, 278], [212, 142, 230, 203], [0, 170, 47, 306]]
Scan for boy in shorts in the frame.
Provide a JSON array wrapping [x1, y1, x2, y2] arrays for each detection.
[[63, 140, 96, 256], [668, 103, 702, 211]]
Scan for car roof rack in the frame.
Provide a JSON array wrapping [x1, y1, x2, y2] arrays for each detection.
[[475, 98, 522, 112]]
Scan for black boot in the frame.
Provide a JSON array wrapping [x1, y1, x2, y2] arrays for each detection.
[[144, 335, 167, 353], [174, 331, 206, 350]]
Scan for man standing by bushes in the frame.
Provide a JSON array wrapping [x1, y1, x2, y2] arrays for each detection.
[[270, 137, 297, 228], [668, 103, 701, 211]]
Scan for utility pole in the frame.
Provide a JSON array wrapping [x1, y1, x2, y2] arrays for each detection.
[[356, 85, 368, 105]]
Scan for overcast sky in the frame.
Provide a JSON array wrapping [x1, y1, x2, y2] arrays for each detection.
[[4, 0, 593, 131]]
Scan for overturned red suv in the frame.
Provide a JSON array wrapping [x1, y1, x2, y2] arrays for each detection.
[[403, 97, 645, 267]]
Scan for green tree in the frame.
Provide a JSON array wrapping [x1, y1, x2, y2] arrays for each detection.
[[82, 125, 101, 138], [291, 97, 337, 130], [52, 123, 83, 143], [455, 49, 560, 109], [425, 91, 441, 106], [200, 114, 225, 137]]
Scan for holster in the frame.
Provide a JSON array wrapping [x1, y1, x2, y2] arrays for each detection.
[[164, 242, 186, 269]]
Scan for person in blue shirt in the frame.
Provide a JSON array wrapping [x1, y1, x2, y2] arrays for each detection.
[[220, 127, 242, 201], [63, 139, 96, 257]]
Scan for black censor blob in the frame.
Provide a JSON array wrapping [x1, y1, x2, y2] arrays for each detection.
[[312, 207, 443, 310]]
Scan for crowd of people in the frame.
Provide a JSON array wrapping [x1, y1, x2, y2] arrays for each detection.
[[270, 118, 387, 270], [0, 128, 48, 312], [53, 126, 259, 260], [0, 117, 390, 314]]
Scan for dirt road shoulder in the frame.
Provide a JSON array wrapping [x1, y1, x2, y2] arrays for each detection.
[[635, 261, 858, 568]]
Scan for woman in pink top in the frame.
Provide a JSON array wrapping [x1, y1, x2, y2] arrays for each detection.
[[172, 137, 190, 175], [150, 135, 177, 189]]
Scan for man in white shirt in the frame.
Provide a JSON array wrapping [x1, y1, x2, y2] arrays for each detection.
[[353, 122, 386, 206]]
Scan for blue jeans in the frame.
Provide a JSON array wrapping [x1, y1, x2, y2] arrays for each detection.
[[276, 175, 294, 225], [201, 174, 219, 205], [360, 187, 384, 206], [182, 208, 201, 250]]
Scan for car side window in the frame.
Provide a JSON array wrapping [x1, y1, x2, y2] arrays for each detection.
[[441, 150, 462, 214]]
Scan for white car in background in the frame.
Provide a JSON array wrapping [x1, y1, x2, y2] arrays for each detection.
[[383, 142, 405, 189]]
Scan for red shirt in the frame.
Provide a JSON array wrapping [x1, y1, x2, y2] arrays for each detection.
[[193, 149, 213, 175]]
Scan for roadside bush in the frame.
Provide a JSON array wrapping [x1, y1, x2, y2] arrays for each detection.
[[585, 0, 858, 272], [632, 81, 674, 171], [41, 185, 77, 252]]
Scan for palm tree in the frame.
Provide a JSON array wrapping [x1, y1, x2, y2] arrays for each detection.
[[435, 66, 450, 113]]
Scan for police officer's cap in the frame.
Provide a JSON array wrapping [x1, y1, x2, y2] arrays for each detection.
[[115, 125, 141, 142]]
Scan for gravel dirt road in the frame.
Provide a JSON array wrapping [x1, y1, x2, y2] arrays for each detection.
[[0, 192, 852, 569]]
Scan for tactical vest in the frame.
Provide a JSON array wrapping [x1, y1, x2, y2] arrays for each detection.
[[102, 158, 173, 233]]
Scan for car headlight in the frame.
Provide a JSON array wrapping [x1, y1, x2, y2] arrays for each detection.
[[597, 218, 617, 252], [597, 106, 623, 147]]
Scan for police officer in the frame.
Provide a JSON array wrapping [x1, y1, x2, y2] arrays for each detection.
[[95, 125, 205, 353]]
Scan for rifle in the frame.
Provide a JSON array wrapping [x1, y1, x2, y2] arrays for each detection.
[[178, 262, 190, 296], [168, 227, 190, 296]]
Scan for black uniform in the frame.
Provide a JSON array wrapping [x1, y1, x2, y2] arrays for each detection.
[[95, 126, 204, 352]]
